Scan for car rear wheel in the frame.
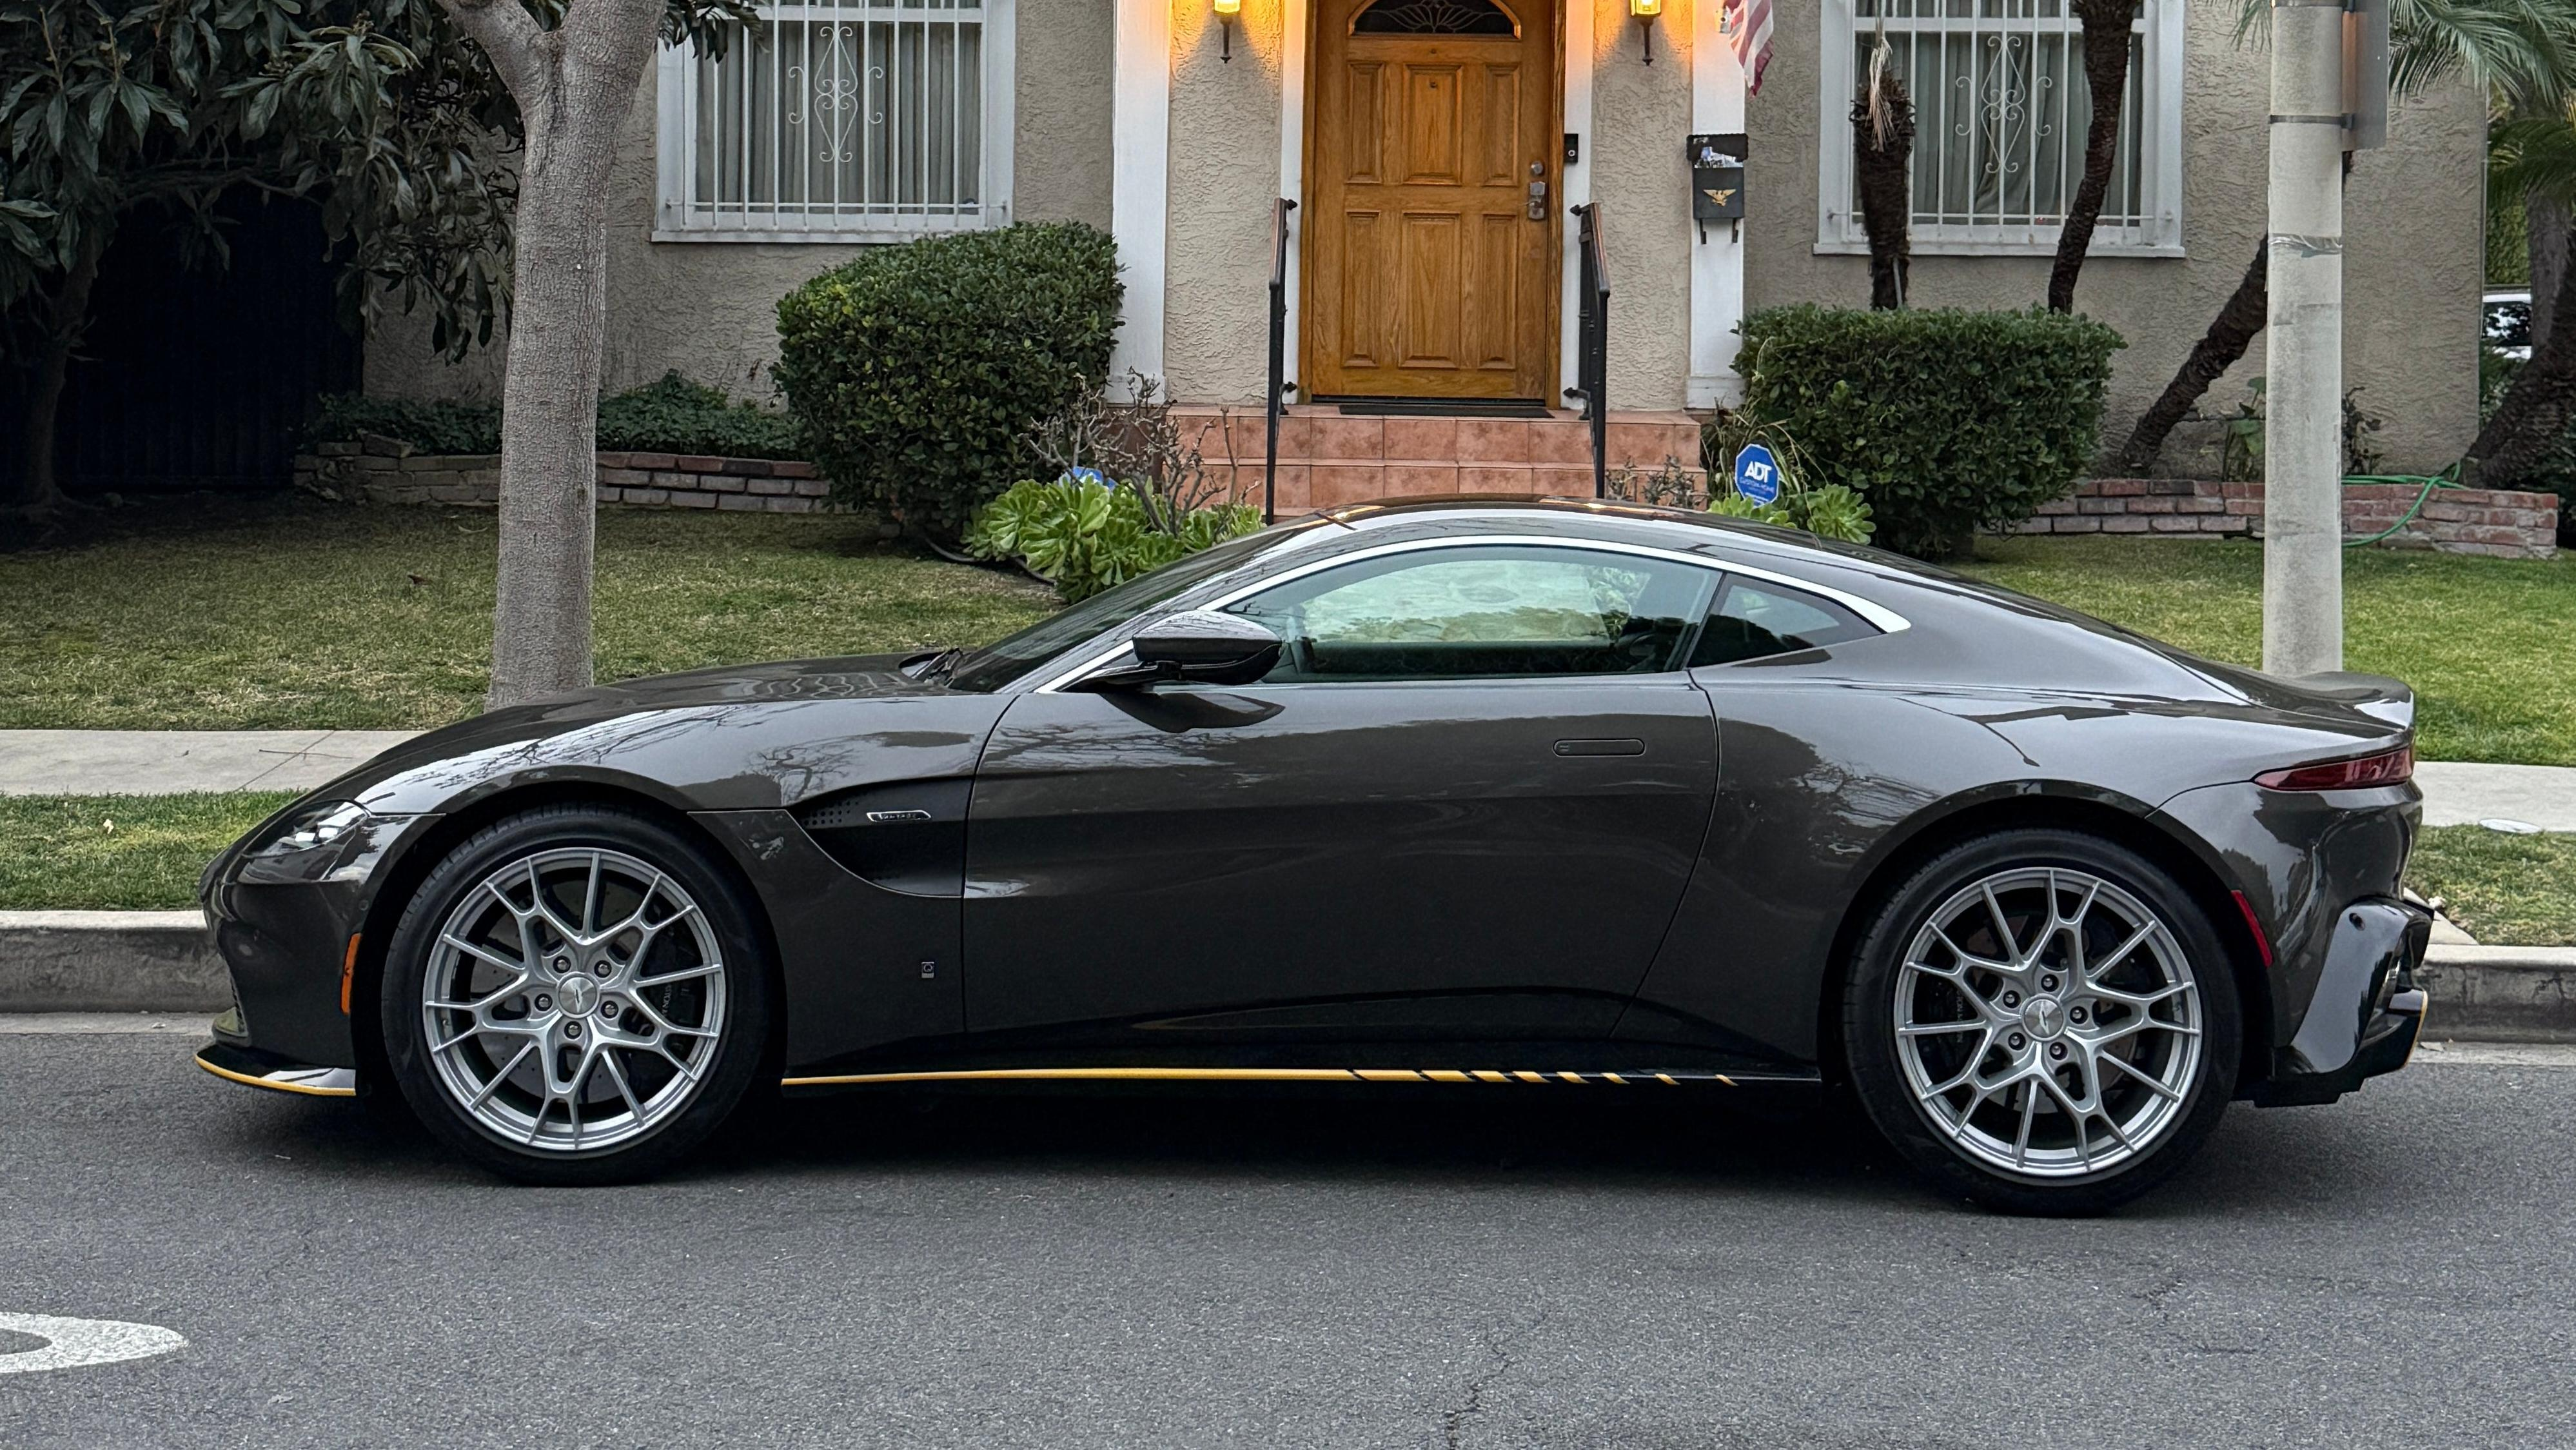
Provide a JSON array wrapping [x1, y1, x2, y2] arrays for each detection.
[[1842, 829, 2241, 1215], [380, 806, 773, 1185]]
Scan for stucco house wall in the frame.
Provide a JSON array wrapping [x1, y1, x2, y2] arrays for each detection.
[[366, 0, 2483, 477], [1744, 1, 2486, 475], [366, 0, 1118, 405]]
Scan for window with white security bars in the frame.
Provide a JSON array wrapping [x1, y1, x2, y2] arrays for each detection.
[[1816, 0, 2183, 257], [656, 0, 1014, 243]]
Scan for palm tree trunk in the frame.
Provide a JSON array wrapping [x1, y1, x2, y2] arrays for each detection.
[[2113, 240, 2266, 473], [2530, 194, 2567, 352], [2046, 0, 2134, 313], [1852, 60, 1914, 310], [10, 229, 106, 515], [2472, 205, 2576, 484]]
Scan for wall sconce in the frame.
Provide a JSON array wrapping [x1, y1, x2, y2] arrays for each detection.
[[1630, 0, 1660, 63], [1214, 0, 1239, 62]]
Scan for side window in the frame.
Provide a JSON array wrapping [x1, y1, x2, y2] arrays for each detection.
[[1227, 545, 1718, 682], [1689, 577, 1877, 667]]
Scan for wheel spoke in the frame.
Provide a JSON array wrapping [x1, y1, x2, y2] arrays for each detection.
[[603, 1048, 646, 1122], [467, 1042, 536, 1110], [1981, 883, 2021, 964], [1900, 1018, 1987, 1037], [2012, 1085, 2038, 1166], [2101, 1049, 2184, 1102], [582, 851, 605, 937], [633, 961, 722, 989]]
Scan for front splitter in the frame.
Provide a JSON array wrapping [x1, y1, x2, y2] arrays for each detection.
[[194, 1040, 357, 1098]]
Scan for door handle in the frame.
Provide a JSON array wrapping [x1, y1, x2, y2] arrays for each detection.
[[1555, 738, 1644, 757], [1526, 179, 1549, 221]]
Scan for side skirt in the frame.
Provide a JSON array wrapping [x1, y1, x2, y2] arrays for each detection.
[[781, 1065, 1819, 1091]]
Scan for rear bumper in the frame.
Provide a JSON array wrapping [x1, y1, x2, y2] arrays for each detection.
[[2252, 898, 2432, 1106]]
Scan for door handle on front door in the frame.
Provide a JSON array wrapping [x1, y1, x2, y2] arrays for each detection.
[[1527, 170, 1549, 221]]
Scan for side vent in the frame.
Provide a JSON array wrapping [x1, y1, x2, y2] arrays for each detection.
[[792, 779, 971, 897]]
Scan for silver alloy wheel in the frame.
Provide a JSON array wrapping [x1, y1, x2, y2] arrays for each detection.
[[1893, 866, 2204, 1180], [420, 847, 727, 1153]]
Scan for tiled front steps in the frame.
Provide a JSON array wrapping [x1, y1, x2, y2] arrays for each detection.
[[2007, 478, 2559, 559], [1176, 406, 1704, 511]]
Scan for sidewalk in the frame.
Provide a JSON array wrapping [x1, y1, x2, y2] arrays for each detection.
[[3, 730, 2572, 828], [0, 730, 422, 797]]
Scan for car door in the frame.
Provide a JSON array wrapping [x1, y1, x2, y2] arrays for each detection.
[[960, 540, 1723, 1060]]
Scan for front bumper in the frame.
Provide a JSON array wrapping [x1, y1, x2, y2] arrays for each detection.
[[2252, 898, 2432, 1106]]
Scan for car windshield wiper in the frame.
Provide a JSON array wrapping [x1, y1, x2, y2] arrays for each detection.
[[912, 646, 965, 682]]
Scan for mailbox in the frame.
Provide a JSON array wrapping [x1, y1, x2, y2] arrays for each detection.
[[1689, 132, 1745, 242]]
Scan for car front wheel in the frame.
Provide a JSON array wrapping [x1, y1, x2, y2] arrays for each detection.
[[1842, 829, 2241, 1215], [380, 806, 773, 1184]]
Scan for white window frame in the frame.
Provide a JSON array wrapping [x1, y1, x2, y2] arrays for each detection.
[[654, 0, 1016, 244], [1814, 0, 2183, 259]]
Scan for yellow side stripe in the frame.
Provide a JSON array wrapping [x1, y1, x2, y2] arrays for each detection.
[[778, 1066, 1745, 1089], [193, 1055, 357, 1098]]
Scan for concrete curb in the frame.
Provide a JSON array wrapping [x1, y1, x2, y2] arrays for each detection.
[[7, 911, 2576, 1041], [0, 911, 228, 1013]]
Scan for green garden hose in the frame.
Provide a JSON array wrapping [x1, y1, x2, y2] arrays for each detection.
[[2338, 464, 2466, 547]]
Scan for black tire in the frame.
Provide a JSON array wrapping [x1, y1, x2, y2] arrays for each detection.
[[379, 804, 775, 1186], [1842, 828, 2241, 1215]]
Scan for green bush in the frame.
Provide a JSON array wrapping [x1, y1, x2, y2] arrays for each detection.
[[2483, 348, 2576, 543], [305, 373, 801, 459], [307, 394, 500, 455], [1732, 305, 2125, 559], [775, 222, 1123, 544], [594, 372, 803, 457], [965, 477, 1261, 601]]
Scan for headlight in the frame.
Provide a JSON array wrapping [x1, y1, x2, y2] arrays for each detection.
[[256, 801, 373, 855]]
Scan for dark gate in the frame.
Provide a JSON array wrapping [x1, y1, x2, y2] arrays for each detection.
[[52, 194, 359, 494]]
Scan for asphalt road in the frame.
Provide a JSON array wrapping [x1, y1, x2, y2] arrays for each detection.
[[4, 1032, 2573, 1450]]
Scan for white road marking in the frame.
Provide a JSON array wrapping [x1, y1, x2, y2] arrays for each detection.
[[2413, 1042, 2576, 1068], [0, 1313, 186, 1375], [0, 1014, 201, 1033]]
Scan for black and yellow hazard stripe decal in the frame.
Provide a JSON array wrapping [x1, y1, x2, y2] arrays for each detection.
[[780, 1066, 1738, 1088]]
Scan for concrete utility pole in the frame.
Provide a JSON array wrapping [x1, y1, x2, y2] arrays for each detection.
[[2260, 0, 2348, 676]]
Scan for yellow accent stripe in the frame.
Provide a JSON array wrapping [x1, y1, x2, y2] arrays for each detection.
[[193, 1055, 356, 1098], [781, 1067, 1363, 1087], [777, 1066, 1744, 1089]]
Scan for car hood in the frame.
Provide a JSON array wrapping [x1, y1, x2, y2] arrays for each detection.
[[309, 653, 1012, 816]]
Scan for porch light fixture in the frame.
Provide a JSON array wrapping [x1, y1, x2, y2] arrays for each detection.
[[1214, 0, 1239, 61], [1630, 0, 1660, 63]]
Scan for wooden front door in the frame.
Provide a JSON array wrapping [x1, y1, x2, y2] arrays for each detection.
[[1303, 0, 1558, 401]]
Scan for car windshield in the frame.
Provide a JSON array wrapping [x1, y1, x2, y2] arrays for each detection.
[[944, 522, 1315, 692]]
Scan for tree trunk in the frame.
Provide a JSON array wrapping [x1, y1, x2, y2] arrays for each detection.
[[2472, 206, 2576, 486], [10, 230, 108, 515], [2046, 0, 2135, 313], [2530, 193, 2568, 352], [1852, 64, 1914, 310], [438, 0, 667, 708], [2113, 240, 2266, 473]]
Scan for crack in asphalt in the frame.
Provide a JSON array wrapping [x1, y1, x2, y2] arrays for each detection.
[[1437, 1310, 1544, 1450]]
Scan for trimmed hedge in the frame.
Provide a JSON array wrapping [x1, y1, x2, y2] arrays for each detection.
[[305, 373, 801, 460], [774, 222, 1122, 544], [1734, 305, 2125, 558]]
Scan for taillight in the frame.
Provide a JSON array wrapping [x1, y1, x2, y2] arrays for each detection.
[[2254, 744, 2414, 791]]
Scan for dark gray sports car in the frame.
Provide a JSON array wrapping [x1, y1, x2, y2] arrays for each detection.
[[195, 499, 2430, 1211]]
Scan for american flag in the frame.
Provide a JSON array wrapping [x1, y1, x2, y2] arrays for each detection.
[[1723, 0, 1775, 95]]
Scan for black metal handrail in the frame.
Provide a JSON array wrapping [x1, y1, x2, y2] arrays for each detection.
[[1264, 197, 1298, 523], [1566, 202, 1611, 499]]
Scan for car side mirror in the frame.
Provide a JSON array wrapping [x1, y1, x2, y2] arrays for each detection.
[[1074, 611, 1283, 690]]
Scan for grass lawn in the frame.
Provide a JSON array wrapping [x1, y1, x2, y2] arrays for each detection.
[[1, 497, 1054, 730], [0, 793, 296, 911], [1961, 537, 2576, 766], [15, 795, 2569, 948], [2407, 825, 2576, 948]]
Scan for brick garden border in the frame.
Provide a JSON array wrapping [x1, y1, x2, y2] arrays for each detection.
[[299, 442, 832, 513], [2007, 478, 2558, 559]]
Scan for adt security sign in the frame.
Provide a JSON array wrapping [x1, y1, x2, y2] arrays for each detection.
[[1733, 443, 1782, 506]]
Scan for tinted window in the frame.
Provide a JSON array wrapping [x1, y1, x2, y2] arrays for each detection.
[[1689, 577, 1876, 667], [1227, 545, 1718, 682]]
